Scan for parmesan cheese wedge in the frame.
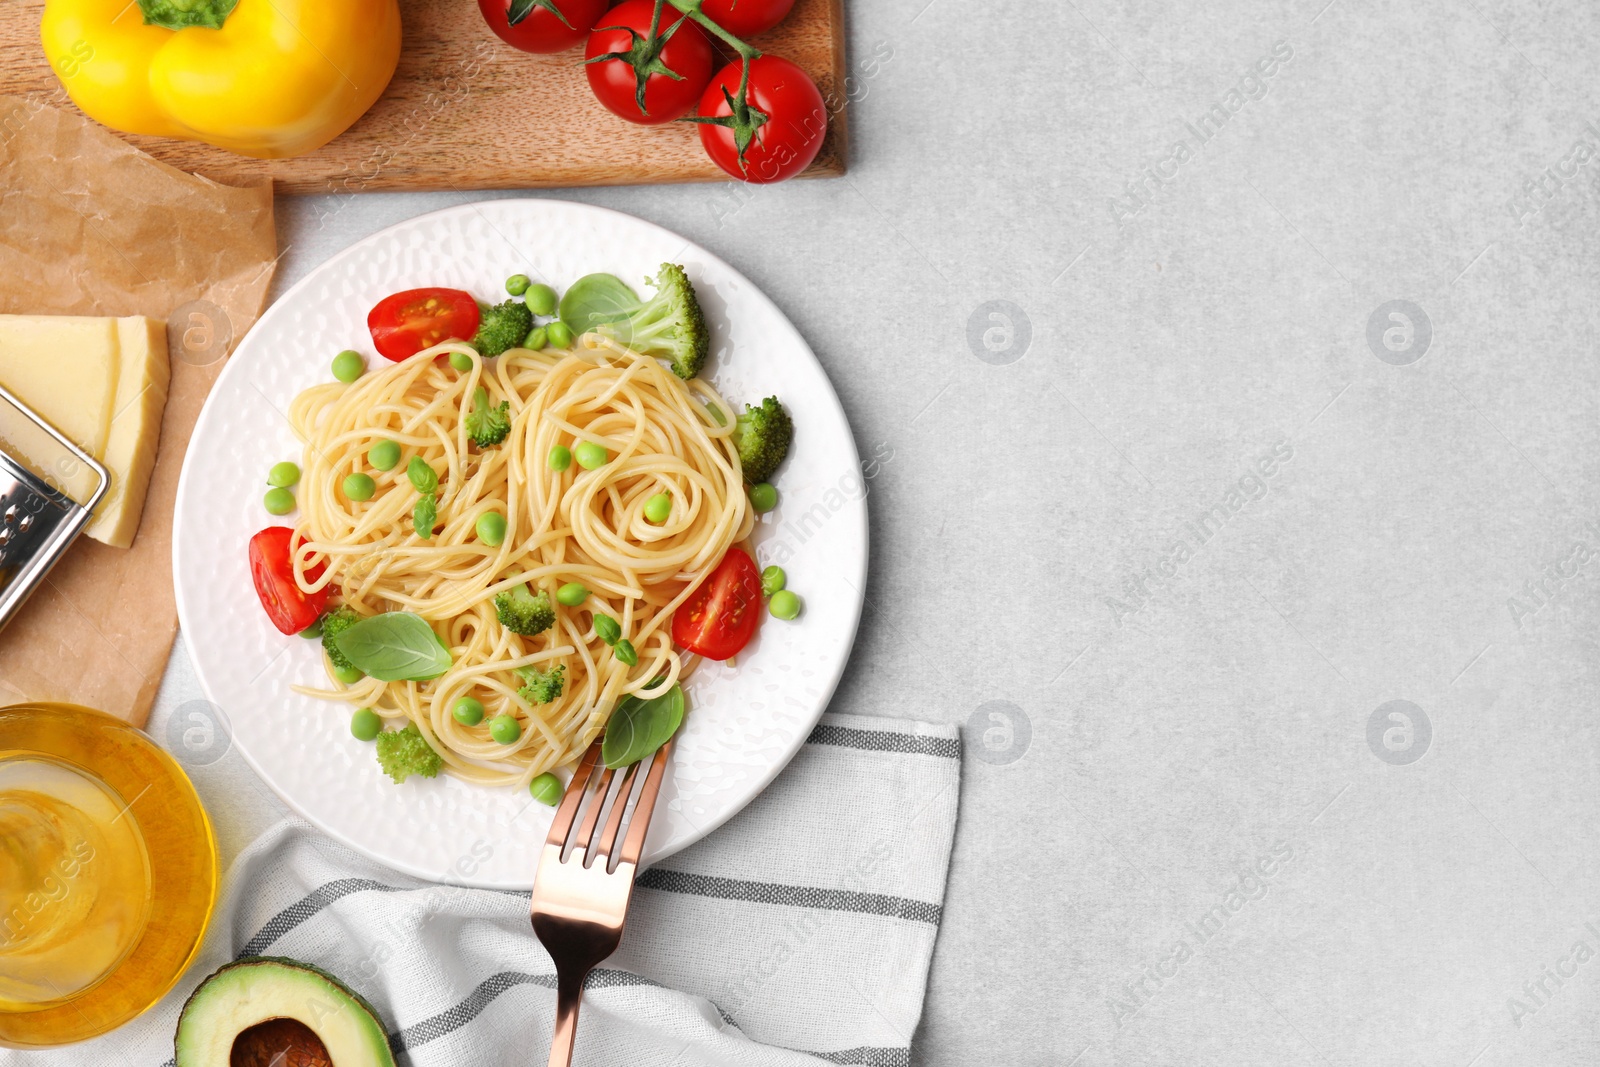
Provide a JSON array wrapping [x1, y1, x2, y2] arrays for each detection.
[[0, 315, 171, 548]]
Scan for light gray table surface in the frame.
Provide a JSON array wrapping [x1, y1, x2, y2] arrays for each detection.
[[147, 0, 1600, 1062]]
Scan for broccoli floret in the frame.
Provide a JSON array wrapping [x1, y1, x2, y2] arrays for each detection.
[[472, 299, 535, 358], [732, 396, 793, 484], [464, 387, 511, 448], [495, 582, 555, 636], [514, 663, 566, 704], [602, 263, 708, 380], [375, 722, 442, 783], [320, 606, 361, 674]]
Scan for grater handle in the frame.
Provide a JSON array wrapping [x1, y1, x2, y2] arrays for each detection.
[[0, 380, 110, 514]]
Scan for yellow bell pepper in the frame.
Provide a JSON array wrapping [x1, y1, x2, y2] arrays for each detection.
[[40, 0, 401, 159]]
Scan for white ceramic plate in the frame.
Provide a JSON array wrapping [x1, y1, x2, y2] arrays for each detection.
[[173, 200, 866, 888]]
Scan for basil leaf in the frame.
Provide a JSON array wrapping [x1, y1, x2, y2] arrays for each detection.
[[407, 456, 438, 494], [601, 683, 684, 768], [558, 273, 640, 335], [414, 492, 437, 540], [333, 612, 452, 681]]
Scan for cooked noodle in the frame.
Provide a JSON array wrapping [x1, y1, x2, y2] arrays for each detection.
[[286, 336, 750, 787]]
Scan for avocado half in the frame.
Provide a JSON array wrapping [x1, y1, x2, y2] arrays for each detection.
[[174, 956, 396, 1067]]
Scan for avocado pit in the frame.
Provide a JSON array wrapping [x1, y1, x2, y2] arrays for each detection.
[[230, 1018, 332, 1067]]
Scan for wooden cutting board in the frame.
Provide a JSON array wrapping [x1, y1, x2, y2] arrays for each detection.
[[4, 0, 846, 193]]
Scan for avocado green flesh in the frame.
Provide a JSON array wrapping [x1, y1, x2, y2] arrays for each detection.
[[174, 956, 395, 1067]]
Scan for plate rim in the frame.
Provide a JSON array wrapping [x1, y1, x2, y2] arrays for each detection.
[[172, 197, 867, 885]]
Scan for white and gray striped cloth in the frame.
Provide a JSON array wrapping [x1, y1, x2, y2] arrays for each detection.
[[12, 712, 959, 1067]]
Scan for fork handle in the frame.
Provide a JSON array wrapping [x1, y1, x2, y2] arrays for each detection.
[[546, 968, 588, 1067]]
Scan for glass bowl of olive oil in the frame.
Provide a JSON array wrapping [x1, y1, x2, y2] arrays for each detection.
[[0, 702, 218, 1047]]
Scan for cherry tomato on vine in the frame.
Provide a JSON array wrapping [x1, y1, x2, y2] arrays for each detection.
[[696, 55, 827, 183], [585, 0, 713, 125], [480, 0, 608, 53], [367, 288, 480, 362], [698, 0, 795, 36], [671, 547, 762, 660], [250, 526, 329, 635]]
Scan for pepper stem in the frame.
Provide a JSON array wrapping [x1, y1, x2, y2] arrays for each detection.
[[137, 0, 238, 31]]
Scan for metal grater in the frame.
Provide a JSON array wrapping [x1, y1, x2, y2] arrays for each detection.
[[0, 381, 109, 634]]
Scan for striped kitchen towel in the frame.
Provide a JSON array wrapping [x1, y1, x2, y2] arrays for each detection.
[[15, 712, 959, 1067]]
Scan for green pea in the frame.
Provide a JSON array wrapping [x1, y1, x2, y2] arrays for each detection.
[[452, 696, 485, 726], [575, 441, 608, 470], [333, 664, 364, 685], [342, 473, 376, 502], [546, 320, 574, 348], [350, 708, 382, 741], [300, 619, 323, 639], [524, 283, 558, 317], [749, 482, 778, 513], [263, 487, 295, 515], [556, 582, 587, 607], [547, 444, 572, 472], [489, 714, 521, 744], [614, 638, 638, 666], [368, 439, 401, 471], [407, 456, 438, 493], [769, 590, 802, 621], [332, 349, 365, 383], [529, 772, 563, 806], [593, 613, 621, 645], [449, 350, 474, 372], [524, 325, 548, 351], [761, 565, 786, 597], [643, 493, 671, 524], [267, 461, 301, 488], [476, 511, 507, 547], [505, 273, 531, 297]]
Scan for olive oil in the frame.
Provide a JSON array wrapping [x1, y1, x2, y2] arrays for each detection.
[[0, 703, 217, 1048], [0, 756, 154, 1008]]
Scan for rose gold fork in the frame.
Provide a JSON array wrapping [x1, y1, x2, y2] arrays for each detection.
[[531, 738, 675, 1067]]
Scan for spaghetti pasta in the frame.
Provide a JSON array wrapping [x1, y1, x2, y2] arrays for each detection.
[[286, 336, 751, 787]]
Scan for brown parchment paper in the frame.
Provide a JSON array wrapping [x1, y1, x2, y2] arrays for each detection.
[[0, 96, 277, 726]]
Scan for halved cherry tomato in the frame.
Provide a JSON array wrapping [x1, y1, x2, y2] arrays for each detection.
[[671, 546, 762, 660], [250, 526, 329, 635], [480, 0, 608, 53], [698, 0, 795, 36], [585, 0, 713, 125], [367, 288, 481, 362], [696, 56, 827, 183]]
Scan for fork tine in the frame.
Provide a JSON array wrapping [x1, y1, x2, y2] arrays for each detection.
[[545, 742, 601, 848], [572, 764, 615, 854], [617, 739, 675, 865], [593, 759, 643, 869]]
